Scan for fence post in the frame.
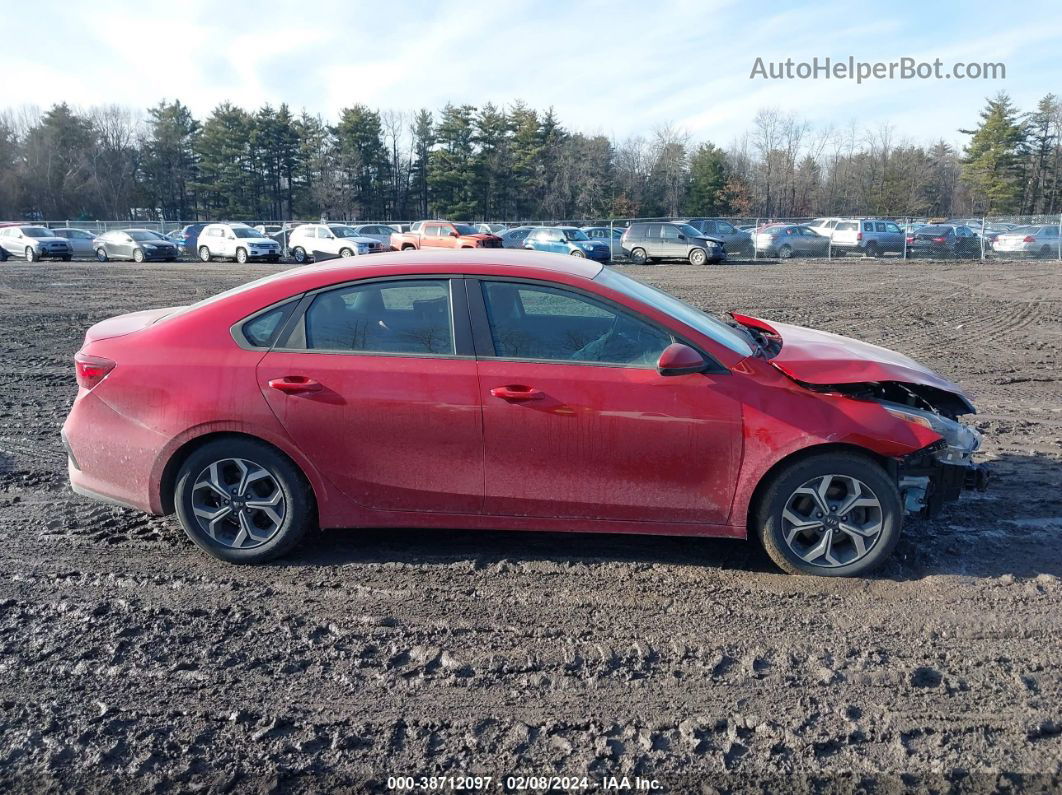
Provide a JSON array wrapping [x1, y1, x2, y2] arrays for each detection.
[[753, 219, 759, 260], [903, 217, 909, 261], [609, 218, 614, 263], [980, 216, 986, 261], [1058, 213, 1061, 261]]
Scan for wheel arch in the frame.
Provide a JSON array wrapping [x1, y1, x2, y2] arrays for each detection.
[[158, 430, 319, 517], [744, 442, 893, 530]]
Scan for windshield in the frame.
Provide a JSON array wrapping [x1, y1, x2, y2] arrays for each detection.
[[128, 230, 165, 241], [676, 224, 704, 238], [594, 268, 753, 357], [561, 229, 589, 241], [329, 226, 359, 238], [232, 227, 261, 239], [21, 227, 51, 237], [453, 224, 480, 235]]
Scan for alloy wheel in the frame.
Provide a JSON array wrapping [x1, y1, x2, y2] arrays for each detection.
[[780, 474, 883, 568], [190, 458, 286, 549]]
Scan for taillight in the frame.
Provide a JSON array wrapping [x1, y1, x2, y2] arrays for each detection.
[[1023, 235, 1036, 243], [932, 237, 947, 243], [905, 235, 914, 243], [74, 352, 115, 389], [856, 231, 863, 240]]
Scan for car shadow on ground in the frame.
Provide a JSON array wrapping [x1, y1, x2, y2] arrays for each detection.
[[278, 451, 1062, 581]]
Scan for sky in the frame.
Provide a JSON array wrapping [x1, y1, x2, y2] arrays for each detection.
[[8, 0, 1062, 149]]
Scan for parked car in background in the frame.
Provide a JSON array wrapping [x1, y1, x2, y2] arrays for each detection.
[[62, 249, 986, 576], [93, 229, 180, 262], [523, 227, 611, 262], [348, 224, 398, 248], [829, 219, 905, 257], [808, 218, 844, 239], [0, 225, 73, 261], [476, 223, 508, 235], [170, 223, 208, 256], [621, 222, 725, 265], [905, 224, 981, 258], [390, 221, 503, 250], [753, 224, 830, 258], [581, 226, 626, 259], [499, 226, 535, 248], [678, 218, 753, 257], [197, 223, 282, 263], [254, 224, 282, 238], [51, 228, 97, 258], [287, 223, 386, 263], [990, 225, 1061, 257]]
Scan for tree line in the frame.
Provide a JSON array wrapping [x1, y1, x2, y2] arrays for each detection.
[[0, 92, 1059, 223]]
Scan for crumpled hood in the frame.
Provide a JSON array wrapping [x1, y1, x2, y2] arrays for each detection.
[[730, 312, 971, 401]]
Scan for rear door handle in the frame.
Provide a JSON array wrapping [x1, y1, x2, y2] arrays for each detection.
[[490, 385, 544, 401], [268, 376, 322, 394]]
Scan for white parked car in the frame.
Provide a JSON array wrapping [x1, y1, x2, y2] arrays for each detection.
[[287, 224, 386, 264], [51, 228, 98, 258], [991, 225, 1061, 257], [196, 223, 281, 263], [0, 225, 73, 261]]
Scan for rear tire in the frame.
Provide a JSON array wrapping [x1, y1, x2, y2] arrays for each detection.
[[629, 247, 647, 265], [174, 437, 315, 564], [293, 246, 308, 264], [755, 451, 902, 577], [61, 255, 72, 262], [864, 242, 880, 258], [95, 248, 108, 262], [689, 248, 707, 266], [198, 246, 212, 263]]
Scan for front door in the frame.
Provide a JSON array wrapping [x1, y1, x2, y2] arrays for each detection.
[[470, 279, 742, 524], [257, 277, 483, 513]]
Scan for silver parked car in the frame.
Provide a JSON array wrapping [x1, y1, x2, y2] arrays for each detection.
[[678, 218, 753, 256], [620, 221, 726, 265], [829, 218, 905, 257], [0, 225, 73, 261], [50, 228, 98, 258], [350, 224, 399, 248], [991, 225, 1061, 257], [753, 224, 830, 258], [93, 229, 180, 262], [499, 226, 535, 249]]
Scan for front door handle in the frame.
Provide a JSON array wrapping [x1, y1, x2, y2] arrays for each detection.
[[268, 376, 322, 394], [490, 384, 544, 401]]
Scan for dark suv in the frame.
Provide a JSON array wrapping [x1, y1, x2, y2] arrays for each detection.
[[620, 222, 725, 265], [678, 218, 752, 256]]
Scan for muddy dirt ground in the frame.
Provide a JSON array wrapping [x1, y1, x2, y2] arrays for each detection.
[[0, 258, 1059, 792]]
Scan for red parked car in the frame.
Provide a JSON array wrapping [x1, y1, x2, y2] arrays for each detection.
[[62, 250, 986, 576]]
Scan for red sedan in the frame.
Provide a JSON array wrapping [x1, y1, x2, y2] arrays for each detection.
[[62, 250, 986, 576]]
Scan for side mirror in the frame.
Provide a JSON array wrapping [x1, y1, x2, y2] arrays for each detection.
[[678, 234, 686, 241], [657, 343, 707, 377]]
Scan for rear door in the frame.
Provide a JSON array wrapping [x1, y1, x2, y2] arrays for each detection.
[[643, 223, 665, 257], [469, 277, 742, 523], [256, 277, 484, 513]]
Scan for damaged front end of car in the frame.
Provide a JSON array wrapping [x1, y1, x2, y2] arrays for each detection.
[[805, 380, 990, 518]]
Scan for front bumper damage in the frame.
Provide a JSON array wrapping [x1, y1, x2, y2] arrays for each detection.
[[897, 437, 989, 518]]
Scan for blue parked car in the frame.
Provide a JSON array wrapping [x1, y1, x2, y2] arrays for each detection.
[[524, 226, 611, 262]]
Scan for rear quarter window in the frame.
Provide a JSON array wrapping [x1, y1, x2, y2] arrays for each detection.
[[238, 300, 299, 348]]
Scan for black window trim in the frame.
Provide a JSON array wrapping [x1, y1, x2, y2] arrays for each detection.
[[463, 276, 728, 374], [268, 274, 475, 359]]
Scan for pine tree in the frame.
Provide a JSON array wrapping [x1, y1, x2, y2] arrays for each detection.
[[429, 104, 477, 218], [409, 109, 434, 219], [142, 100, 199, 220], [960, 92, 1027, 214]]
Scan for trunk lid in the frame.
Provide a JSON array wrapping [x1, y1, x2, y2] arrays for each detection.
[[84, 306, 183, 343]]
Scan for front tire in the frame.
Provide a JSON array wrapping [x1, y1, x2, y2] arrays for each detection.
[[133, 249, 145, 263], [174, 438, 315, 564], [570, 248, 586, 258], [236, 247, 249, 264], [754, 451, 902, 577], [629, 247, 647, 265], [25, 247, 37, 263], [339, 247, 354, 258], [689, 247, 707, 266], [778, 244, 794, 259]]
